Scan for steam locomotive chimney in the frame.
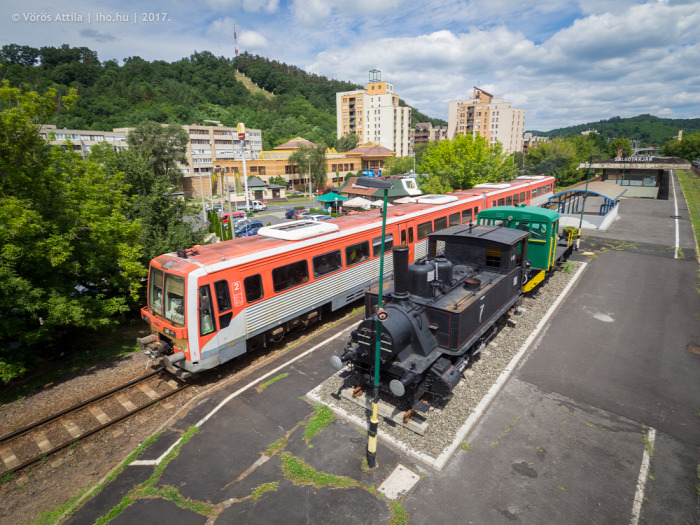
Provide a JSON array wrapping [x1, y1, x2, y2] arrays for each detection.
[[392, 245, 410, 300]]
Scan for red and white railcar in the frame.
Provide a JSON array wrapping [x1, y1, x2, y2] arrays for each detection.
[[138, 176, 555, 377]]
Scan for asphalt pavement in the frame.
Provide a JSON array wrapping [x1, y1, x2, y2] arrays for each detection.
[[65, 172, 699, 524]]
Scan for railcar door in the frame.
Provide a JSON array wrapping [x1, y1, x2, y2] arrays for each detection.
[[398, 223, 415, 261]]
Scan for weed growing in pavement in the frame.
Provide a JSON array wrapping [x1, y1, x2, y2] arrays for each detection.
[[257, 373, 289, 392], [264, 436, 289, 456], [561, 261, 576, 274], [389, 500, 410, 525], [302, 403, 334, 443], [460, 441, 472, 451], [251, 482, 278, 500], [280, 453, 360, 489], [642, 425, 655, 458], [0, 471, 15, 484]]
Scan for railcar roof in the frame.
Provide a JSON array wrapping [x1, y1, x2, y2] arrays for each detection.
[[152, 178, 552, 270]]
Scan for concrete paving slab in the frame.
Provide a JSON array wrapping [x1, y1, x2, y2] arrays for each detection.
[[403, 378, 645, 524], [378, 464, 420, 499], [65, 466, 153, 525], [215, 479, 391, 525], [110, 497, 206, 525]]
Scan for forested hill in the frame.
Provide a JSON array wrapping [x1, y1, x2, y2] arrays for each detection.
[[529, 114, 700, 146], [0, 45, 444, 149]]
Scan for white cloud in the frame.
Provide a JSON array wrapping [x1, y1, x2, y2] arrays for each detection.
[[205, 0, 279, 13]]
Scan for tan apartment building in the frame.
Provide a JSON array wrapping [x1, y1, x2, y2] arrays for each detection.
[[447, 87, 525, 153], [414, 122, 448, 143], [40, 125, 129, 154], [336, 69, 412, 157]]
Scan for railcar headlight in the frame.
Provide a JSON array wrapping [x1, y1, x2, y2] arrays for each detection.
[[164, 328, 176, 337]]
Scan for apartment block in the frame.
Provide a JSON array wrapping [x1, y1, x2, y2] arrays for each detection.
[[336, 69, 413, 157], [414, 122, 448, 143], [42, 121, 263, 198], [447, 87, 525, 153]]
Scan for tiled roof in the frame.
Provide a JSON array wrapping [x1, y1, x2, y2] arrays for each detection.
[[274, 137, 317, 150], [345, 142, 396, 157]]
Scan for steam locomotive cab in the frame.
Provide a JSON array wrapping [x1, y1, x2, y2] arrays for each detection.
[[332, 224, 531, 408]]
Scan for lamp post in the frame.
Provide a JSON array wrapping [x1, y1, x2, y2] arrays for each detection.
[[308, 155, 313, 201], [237, 123, 250, 212], [578, 154, 603, 242], [354, 176, 393, 469]]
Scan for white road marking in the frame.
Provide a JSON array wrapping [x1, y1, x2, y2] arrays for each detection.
[[670, 171, 680, 259], [130, 325, 355, 467], [630, 426, 656, 525]]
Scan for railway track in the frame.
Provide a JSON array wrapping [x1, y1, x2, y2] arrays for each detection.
[[0, 368, 189, 475]]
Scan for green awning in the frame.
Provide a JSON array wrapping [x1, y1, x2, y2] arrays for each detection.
[[316, 192, 348, 202]]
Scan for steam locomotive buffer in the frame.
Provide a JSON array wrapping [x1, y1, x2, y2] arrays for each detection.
[[332, 223, 531, 414]]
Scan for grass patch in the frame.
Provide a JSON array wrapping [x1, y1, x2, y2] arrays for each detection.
[[93, 426, 201, 525], [389, 500, 410, 525], [460, 441, 472, 451], [31, 430, 164, 524], [676, 170, 700, 250], [256, 373, 289, 392], [303, 403, 334, 442], [264, 436, 289, 457], [251, 482, 278, 500], [642, 425, 655, 458], [280, 453, 360, 489]]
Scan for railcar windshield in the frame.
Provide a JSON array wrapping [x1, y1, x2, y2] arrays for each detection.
[[148, 267, 185, 327]]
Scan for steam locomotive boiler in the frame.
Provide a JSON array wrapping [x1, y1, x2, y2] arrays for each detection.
[[331, 223, 531, 409]]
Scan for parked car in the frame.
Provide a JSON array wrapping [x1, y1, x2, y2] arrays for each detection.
[[235, 221, 264, 237], [284, 208, 299, 219], [237, 200, 267, 212], [306, 213, 332, 222], [206, 204, 224, 213], [221, 211, 247, 225], [237, 227, 262, 238], [291, 210, 311, 220]]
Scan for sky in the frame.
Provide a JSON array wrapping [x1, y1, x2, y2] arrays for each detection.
[[2, 0, 699, 131]]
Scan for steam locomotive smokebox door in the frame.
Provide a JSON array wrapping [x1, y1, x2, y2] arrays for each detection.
[[357, 315, 413, 364]]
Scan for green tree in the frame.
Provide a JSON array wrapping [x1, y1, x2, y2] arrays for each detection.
[[525, 138, 580, 186], [420, 134, 516, 190], [287, 144, 327, 190], [0, 83, 144, 381], [607, 138, 633, 158], [268, 175, 287, 186], [126, 120, 188, 187], [336, 133, 359, 152], [662, 132, 700, 161], [384, 156, 414, 176], [418, 174, 453, 194]]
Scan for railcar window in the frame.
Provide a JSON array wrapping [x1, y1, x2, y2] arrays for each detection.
[[313, 250, 342, 277], [514, 193, 520, 205], [408, 227, 414, 244], [273, 260, 309, 293], [475, 206, 480, 215], [417, 221, 432, 240], [520, 192, 526, 202], [434, 216, 448, 231], [244, 274, 263, 303], [164, 273, 185, 326], [527, 191, 530, 200], [149, 268, 164, 315], [485, 246, 502, 268], [372, 234, 394, 257], [529, 222, 547, 241], [506, 196, 512, 206], [497, 198, 505, 206], [214, 280, 231, 312], [449, 212, 460, 226], [198, 285, 216, 336], [491, 200, 497, 207], [401, 229, 406, 245], [461, 209, 473, 223], [346, 241, 370, 266]]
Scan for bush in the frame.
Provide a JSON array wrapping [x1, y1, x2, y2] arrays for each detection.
[[563, 226, 579, 239]]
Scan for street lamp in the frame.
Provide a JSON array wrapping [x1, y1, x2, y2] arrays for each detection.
[[237, 123, 250, 212], [578, 154, 604, 239], [354, 176, 393, 469]]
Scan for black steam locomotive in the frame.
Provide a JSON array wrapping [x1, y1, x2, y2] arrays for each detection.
[[331, 223, 531, 409]]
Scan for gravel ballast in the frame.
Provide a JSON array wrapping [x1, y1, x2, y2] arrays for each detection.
[[309, 262, 585, 467]]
